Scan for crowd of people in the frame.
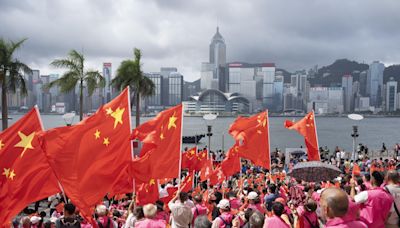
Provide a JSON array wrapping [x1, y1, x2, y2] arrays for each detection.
[[11, 145, 400, 228]]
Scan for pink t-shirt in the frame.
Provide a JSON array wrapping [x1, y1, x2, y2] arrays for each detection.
[[325, 217, 367, 228], [134, 218, 166, 228], [192, 204, 207, 224], [297, 206, 318, 228], [263, 215, 290, 228]]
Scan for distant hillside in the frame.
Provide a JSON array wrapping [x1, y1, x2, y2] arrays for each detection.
[[310, 59, 369, 86], [384, 65, 400, 87], [276, 68, 292, 83]]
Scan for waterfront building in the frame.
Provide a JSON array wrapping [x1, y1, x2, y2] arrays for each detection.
[[184, 89, 250, 115], [366, 61, 384, 107], [342, 75, 353, 112], [386, 78, 397, 112]]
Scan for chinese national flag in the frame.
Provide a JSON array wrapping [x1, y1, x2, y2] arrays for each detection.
[[181, 146, 198, 171], [131, 104, 182, 180], [0, 107, 60, 225], [136, 179, 159, 206], [160, 187, 178, 204], [180, 171, 194, 193], [284, 111, 320, 161], [194, 149, 208, 171], [209, 166, 225, 186], [39, 88, 133, 222], [221, 144, 241, 177], [229, 111, 271, 169], [200, 159, 213, 182]]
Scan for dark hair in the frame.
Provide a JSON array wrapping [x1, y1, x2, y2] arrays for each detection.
[[244, 208, 254, 221], [155, 200, 164, 211], [193, 194, 203, 203], [268, 184, 277, 193], [387, 170, 400, 184], [271, 202, 285, 216], [371, 171, 384, 186], [364, 173, 371, 181], [133, 206, 144, 220], [304, 200, 317, 212], [179, 192, 189, 203], [64, 203, 76, 215], [194, 215, 212, 228]]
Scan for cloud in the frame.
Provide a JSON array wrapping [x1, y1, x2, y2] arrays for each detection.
[[1, 0, 400, 81]]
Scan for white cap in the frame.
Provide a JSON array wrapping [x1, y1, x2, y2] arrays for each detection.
[[30, 216, 41, 224], [248, 191, 258, 200], [217, 199, 230, 209]]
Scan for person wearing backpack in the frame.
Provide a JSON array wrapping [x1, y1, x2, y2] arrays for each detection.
[[192, 194, 208, 226], [211, 199, 233, 228], [55, 203, 80, 228], [296, 199, 319, 228], [385, 170, 400, 228], [95, 205, 117, 228]]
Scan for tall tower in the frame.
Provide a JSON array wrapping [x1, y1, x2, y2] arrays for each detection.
[[209, 27, 227, 92]]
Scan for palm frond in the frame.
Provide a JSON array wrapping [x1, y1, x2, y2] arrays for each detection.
[[9, 38, 28, 56], [50, 59, 80, 74], [7, 60, 30, 94], [49, 71, 79, 93], [138, 76, 155, 97], [84, 70, 104, 95]]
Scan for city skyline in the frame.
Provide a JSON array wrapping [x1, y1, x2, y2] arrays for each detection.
[[1, 0, 400, 82]]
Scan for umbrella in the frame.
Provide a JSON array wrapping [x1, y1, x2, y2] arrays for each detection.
[[288, 161, 341, 183], [290, 150, 306, 156]]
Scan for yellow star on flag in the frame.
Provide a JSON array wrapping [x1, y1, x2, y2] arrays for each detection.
[[111, 107, 125, 129], [168, 113, 177, 130], [149, 179, 156, 185], [106, 107, 113, 115], [160, 125, 165, 140], [14, 131, 35, 157], [103, 137, 110, 146], [94, 129, 101, 139], [9, 170, 16, 180], [2, 168, 10, 178], [0, 139, 4, 150]]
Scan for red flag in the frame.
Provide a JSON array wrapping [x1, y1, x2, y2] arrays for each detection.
[[0, 108, 60, 225], [284, 111, 320, 161], [40, 88, 133, 222], [195, 149, 208, 171], [180, 171, 194, 193], [209, 166, 225, 186], [136, 179, 159, 206], [229, 111, 271, 169], [181, 146, 198, 171], [200, 159, 213, 182], [221, 144, 241, 177], [131, 104, 182, 181], [160, 186, 178, 204]]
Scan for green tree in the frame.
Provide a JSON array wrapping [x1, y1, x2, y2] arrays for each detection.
[[112, 48, 155, 127], [0, 38, 31, 130], [48, 49, 105, 121]]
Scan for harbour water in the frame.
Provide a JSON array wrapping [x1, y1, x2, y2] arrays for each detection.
[[7, 114, 400, 153]]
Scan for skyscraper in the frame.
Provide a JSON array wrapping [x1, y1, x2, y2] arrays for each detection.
[[386, 78, 397, 112], [103, 63, 112, 102], [366, 61, 384, 107], [342, 75, 353, 112], [201, 27, 227, 91]]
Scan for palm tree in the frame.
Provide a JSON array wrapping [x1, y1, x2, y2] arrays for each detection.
[[48, 50, 105, 121], [112, 48, 155, 127], [0, 38, 31, 130]]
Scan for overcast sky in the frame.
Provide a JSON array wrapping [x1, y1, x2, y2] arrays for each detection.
[[1, 0, 400, 82]]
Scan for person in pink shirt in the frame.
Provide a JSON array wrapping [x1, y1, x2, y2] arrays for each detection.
[[227, 192, 241, 210], [212, 199, 233, 228], [134, 204, 166, 228], [247, 191, 266, 214], [320, 188, 367, 228], [297, 199, 318, 228], [263, 202, 290, 228], [192, 194, 208, 225], [154, 200, 169, 223], [352, 171, 394, 228]]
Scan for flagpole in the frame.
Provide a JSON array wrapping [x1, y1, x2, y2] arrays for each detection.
[[266, 110, 271, 171], [312, 110, 321, 160], [35, 105, 68, 203], [127, 87, 136, 196], [178, 103, 184, 190]]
